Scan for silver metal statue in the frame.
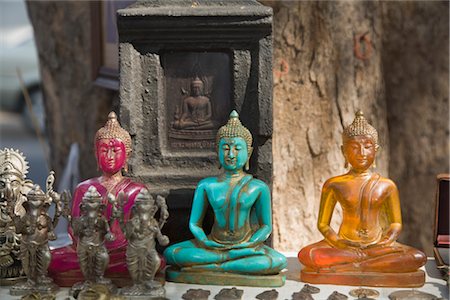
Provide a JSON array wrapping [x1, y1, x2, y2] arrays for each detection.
[[9, 171, 66, 296], [68, 185, 116, 296], [0, 148, 34, 283], [109, 188, 169, 299]]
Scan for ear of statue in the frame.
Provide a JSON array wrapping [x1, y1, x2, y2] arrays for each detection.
[[245, 146, 253, 171], [95, 150, 99, 171], [340, 145, 348, 169]]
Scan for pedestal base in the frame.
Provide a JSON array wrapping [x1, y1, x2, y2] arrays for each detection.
[[300, 268, 425, 287], [10, 280, 59, 296], [166, 267, 285, 287]]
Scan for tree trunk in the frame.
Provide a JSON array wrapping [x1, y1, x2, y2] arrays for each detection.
[[26, 1, 116, 182], [266, 1, 388, 251], [382, 1, 449, 254]]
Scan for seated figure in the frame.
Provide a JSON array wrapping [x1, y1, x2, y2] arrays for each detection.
[[48, 112, 155, 287], [164, 110, 287, 287], [171, 77, 214, 130], [298, 111, 427, 287]]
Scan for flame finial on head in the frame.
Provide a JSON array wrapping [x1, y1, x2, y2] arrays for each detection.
[[343, 110, 378, 146], [191, 76, 204, 87], [95, 112, 132, 156]]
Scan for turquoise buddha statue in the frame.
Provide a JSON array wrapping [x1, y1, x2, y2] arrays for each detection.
[[164, 111, 287, 287]]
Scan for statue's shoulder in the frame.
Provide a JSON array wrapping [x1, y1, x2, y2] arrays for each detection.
[[247, 177, 269, 192], [377, 175, 398, 191], [76, 178, 100, 190], [197, 177, 218, 187], [322, 175, 344, 189]]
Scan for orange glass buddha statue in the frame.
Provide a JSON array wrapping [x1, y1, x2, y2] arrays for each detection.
[[298, 111, 427, 287]]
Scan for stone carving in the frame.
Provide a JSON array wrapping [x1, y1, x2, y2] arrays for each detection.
[[301, 284, 320, 294], [165, 52, 231, 150], [349, 288, 379, 298], [256, 289, 279, 300], [214, 287, 243, 300], [171, 77, 214, 130], [327, 291, 348, 300], [181, 289, 211, 300], [298, 111, 427, 287], [291, 292, 314, 300]]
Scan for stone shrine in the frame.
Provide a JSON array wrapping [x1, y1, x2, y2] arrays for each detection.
[[117, 0, 273, 243]]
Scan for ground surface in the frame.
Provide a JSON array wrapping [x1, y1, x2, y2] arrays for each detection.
[[0, 255, 447, 300]]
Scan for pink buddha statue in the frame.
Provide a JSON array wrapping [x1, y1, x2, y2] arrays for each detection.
[[48, 112, 159, 287]]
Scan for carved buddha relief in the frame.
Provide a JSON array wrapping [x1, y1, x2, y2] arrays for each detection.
[[163, 52, 231, 151]]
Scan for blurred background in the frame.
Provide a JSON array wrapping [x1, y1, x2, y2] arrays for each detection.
[[0, 0, 47, 189], [0, 0, 448, 255]]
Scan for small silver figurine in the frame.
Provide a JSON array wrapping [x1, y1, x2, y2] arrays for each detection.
[[9, 170, 66, 296], [110, 188, 169, 299], [68, 185, 116, 296]]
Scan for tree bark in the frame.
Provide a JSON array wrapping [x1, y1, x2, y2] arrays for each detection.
[[382, 1, 449, 254], [266, 1, 388, 251], [26, 1, 117, 181]]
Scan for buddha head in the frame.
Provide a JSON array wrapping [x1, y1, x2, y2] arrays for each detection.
[[342, 111, 379, 171], [191, 77, 204, 97], [80, 186, 105, 219], [133, 188, 156, 217], [0, 149, 28, 203], [216, 110, 253, 172], [94, 112, 132, 175], [24, 185, 48, 212]]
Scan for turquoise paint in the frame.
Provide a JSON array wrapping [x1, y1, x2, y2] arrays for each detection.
[[164, 115, 287, 277]]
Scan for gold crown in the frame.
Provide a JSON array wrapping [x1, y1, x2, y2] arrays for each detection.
[[216, 110, 253, 153], [95, 112, 132, 156], [135, 188, 154, 204], [343, 110, 378, 145], [82, 186, 103, 204], [0, 148, 29, 179]]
